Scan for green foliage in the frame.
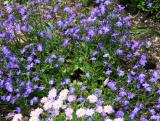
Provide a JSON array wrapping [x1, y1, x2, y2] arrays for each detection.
[[120, 0, 160, 21]]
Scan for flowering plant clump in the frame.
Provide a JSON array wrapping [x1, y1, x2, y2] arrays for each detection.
[[0, 0, 159, 121]]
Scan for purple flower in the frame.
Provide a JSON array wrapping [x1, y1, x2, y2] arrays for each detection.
[[69, 87, 75, 94], [16, 107, 21, 113], [38, 86, 45, 90], [105, 69, 112, 75], [88, 29, 95, 37], [53, 5, 58, 13], [107, 81, 117, 91], [140, 117, 148, 121], [117, 67, 125, 77], [140, 54, 147, 66], [64, 7, 73, 14], [116, 21, 123, 27], [37, 44, 43, 52], [58, 57, 65, 62], [147, 2, 153, 7], [5, 4, 13, 13], [77, 95, 84, 102], [5, 82, 13, 92], [90, 57, 96, 61], [62, 39, 70, 48], [127, 92, 135, 99], [129, 104, 143, 119], [150, 115, 160, 120], [116, 109, 124, 117], [117, 4, 125, 11], [49, 80, 55, 85], [63, 78, 71, 85], [80, 85, 87, 91], [86, 71, 90, 78], [103, 53, 109, 58], [119, 88, 127, 97], [2, 46, 10, 56], [116, 49, 123, 55], [142, 83, 151, 92]]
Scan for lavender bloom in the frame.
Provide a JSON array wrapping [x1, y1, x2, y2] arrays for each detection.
[[62, 39, 70, 48], [140, 117, 148, 121], [119, 88, 127, 97], [2, 46, 10, 56], [140, 54, 147, 66], [116, 49, 123, 55], [127, 92, 135, 99], [77, 95, 84, 102], [105, 69, 112, 75], [150, 115, 160, 120], [5, 4, 13, 13], [107, 81, 117, 91], [142, 83, 151, 92], [117, 4, 125, 11], [116, 109, 124, 117], [86, 71, 90, 78], [129, 104, 143, 119], [116, 21, 123, 27], [138, 73, 146, 83], [148, 108, 156, 115], [92, 51, 99, 56], [49, 80, 55, 85], [90, 57, 96, 61], [58, 57, 65, 62], [16, 107, 21, 113], [63, 78, 71, 85], [117, 67, 125, 77], [147, 2, 153, 7], [64, 6, 73, 14], [69, 87, 75, 94], [38, 86, 45, 90], [37, 44, 43, 52], [5, 82, 13, 92], [80, 85, 87, 91], [53, 5, 58, 13], [103, 53, 109, 58], [88, 29, 95, 37]]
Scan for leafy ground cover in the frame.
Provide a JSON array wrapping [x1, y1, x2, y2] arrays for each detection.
[[0, 0, 160, 121]]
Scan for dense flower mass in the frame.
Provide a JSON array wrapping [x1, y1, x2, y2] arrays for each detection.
[[0, 0, 159, 121]]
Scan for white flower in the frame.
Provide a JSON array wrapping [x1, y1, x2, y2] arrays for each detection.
[[52, 100, 63, 109], [40, 97, 48, 104], [66, 114, 73, 120], [76, 108, 86, 118], [53, 109, 60, 116], [62, 105, 67, 109], [67, 95, 76, 102], [58, 89, 69, 101], [95, 106, 103, 113], [43, 101, 52, 110], [86, 108, 94, 116], [103, 105, 114, 114], [30, 108, 43, 118], [105, 119, 113, 121], [114, 118, 124, 121], [12, 114, 22, 121], [60, 89, 69, 94], [29, 116, 40, 121], [65, 107, 74, 116], [87, 95, 98, 103], [48, 88, 57, 99], [35, 108, 43, 115]]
